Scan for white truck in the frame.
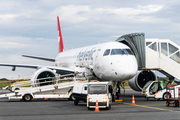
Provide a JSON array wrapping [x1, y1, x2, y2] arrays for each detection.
[[72, 81, 112, 110], [72, 82, 88, 105]]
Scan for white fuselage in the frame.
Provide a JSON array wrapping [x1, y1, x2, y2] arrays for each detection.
[[55, 41, 138, 81]]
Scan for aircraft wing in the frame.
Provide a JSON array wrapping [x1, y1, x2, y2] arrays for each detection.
[[22, 55, 55, 62], [0, 63, 39, 69], [0, 63, 75, 75]]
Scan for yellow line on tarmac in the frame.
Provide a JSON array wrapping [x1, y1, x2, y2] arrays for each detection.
[[122, 102, 180, 113]]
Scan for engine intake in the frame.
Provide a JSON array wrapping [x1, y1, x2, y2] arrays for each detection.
[[128, 71, 157, 91], [31, 68, 56, 87]]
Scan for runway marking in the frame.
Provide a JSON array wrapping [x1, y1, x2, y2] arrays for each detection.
[[120, 102, 180, 112]]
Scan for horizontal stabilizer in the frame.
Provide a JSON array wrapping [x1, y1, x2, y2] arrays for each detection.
[[22, 55, 55, 62]]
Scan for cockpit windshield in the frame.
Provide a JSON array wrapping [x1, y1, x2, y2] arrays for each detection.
[[111, 49, 134, 55], [103, 49, 110, 56], [103, 49, 134, 56], [122, 49, 134, 55], [111, 49, 123, 55]]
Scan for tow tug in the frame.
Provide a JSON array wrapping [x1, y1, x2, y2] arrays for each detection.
[[87, 81, 112, 110], [142, 80, 170, 100], [72, 81, 112, 110]]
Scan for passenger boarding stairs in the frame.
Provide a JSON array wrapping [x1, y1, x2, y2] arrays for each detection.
[[145, 39, 180, 80], [116, 33, 180, 81]]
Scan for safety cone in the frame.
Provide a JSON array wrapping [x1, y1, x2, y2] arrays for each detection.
[[131, 95, 136, 105], [44, 98, 48, 100], [94, 100, 100, 112]]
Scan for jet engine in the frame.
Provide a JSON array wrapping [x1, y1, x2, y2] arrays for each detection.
[[128, 71, 157, 91], [31, 68, 56, 87]]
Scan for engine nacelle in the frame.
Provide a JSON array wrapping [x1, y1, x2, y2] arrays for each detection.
[[128, 71, 157, 91], [31, 68, 56, 87]]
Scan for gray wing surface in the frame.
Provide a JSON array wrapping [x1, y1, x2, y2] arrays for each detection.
[[0, 63, 75, 75], [22, 55, 55, 62]]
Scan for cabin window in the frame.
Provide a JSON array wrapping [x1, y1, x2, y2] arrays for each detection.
[[103, 49, 110, 56]]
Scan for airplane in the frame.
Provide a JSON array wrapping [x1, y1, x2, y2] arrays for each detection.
[[0, 16, 156, 99]]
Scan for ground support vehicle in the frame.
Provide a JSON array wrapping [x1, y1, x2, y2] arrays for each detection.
[[87, 81, 112, 110], [142, 81, 171, 100], [155, 82, 180, 100], [72, 82, 88, 105], [0, 81, 75, 101], [165, 85, 180, 107], [0, 76, 88, 101]]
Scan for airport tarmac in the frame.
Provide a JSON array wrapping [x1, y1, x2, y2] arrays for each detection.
[[0, 88, 180, 120]]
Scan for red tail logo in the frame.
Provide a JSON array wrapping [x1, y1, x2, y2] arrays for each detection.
[[57, 16, 64, 53]]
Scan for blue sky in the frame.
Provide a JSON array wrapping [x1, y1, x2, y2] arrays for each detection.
[[0, 0, 180, 79]]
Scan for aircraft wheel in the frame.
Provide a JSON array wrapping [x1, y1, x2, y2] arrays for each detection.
[[112, 94, 115, 102]]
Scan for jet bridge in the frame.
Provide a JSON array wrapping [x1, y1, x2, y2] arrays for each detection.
[[116, 33, 146, 69], [116, 33, 180, 81]]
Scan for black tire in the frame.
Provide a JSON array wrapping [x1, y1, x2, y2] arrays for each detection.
[[163, 92, 171, 100], [173, 101, 177, 107], [23, 94, 32, 102], [106, 104, 111, 110], [74, 100, 79, 105], [112, 94, 115, 102], [166, 101, 169, 107], [15, 88, 20, 90], [174, 100, 179, 107], [68, 94, 76, 101]]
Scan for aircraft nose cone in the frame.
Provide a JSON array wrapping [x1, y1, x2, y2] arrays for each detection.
[[115, 56, 138, 80]]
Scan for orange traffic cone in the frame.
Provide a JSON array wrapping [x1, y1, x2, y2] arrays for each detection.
[[132, 95, 136, 105], [94, 100, 100, 112]]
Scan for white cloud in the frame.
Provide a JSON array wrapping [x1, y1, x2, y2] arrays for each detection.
[[0, 36, 32, 49], [53, 5, 90, 23], [53, 5, 163, 23], [0, 42, 28, 49]]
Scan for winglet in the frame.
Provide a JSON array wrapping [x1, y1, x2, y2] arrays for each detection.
[[57, 16, 64, 53]]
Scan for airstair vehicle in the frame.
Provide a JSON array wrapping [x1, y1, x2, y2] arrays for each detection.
[[117, 33, 180, 99], [145, 38, 180, 80], [117, 33, 180, 81]]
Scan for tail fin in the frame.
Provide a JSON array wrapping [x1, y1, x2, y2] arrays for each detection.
[[57, 16, 64, 53]]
